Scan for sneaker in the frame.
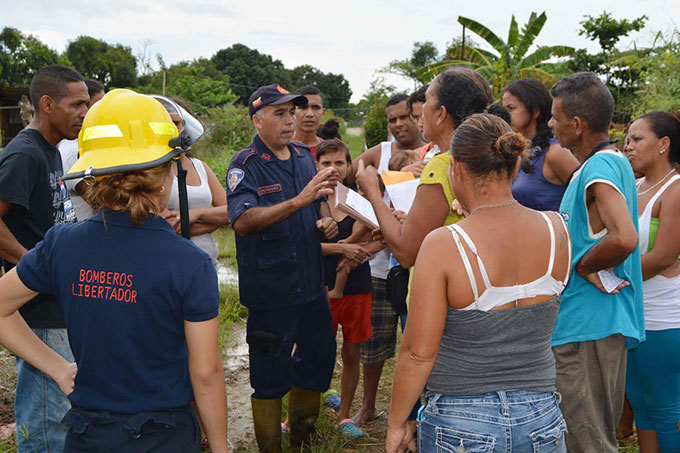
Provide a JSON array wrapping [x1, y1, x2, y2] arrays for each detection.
[[338, 419, 364, 438], [322, 389, 341, 411]]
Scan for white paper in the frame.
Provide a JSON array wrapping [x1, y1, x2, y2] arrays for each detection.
[[346, 189, 379, 228], [385, 178, 419, 213], [598, 270, 625, 293]]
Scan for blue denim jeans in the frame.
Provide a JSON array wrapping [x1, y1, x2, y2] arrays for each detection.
[[15, 328, 74, 453], [418, 390, 567, 453]]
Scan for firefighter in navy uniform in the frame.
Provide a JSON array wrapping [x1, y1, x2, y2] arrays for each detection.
[[227, 84, 338, 452]]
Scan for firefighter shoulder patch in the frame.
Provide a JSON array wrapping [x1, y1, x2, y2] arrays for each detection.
[[227, 168, 245, 191]]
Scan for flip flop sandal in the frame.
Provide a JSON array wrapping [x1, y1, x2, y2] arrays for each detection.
[[338, 419, 364, 438]]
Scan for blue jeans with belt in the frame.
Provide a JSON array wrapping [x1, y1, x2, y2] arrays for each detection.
[[418, 390, 567, 453]]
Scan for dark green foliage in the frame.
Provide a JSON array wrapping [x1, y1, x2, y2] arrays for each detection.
[[0, 27, 61, 87], [66, 36, 137, 88], [210, 44, 352, 113], [287, 64, 352, 111], [136, 59, 236, 111], [569, 12, 649, 114], [211, 43, 289, 104], [360, 78, 395, 148], [579, 12, 647, 52]]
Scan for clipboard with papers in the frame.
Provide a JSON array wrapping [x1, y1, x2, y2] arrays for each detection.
[[334, 184, 379, 229]]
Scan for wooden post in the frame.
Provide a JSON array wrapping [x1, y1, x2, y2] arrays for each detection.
[[461, 25, 466, 60], [162, 70, 166, 96]]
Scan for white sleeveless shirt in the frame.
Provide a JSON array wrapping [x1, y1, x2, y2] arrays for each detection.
[[168, 158, 219, 268], [637, 174, 680, 330], [368, 142, 393, 279]]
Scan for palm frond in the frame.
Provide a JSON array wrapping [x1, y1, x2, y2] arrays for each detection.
[[514, 11, 547, 60], [507, 15, 519, 49], [519, 45, 574, 68], [458, 16, 508, 56]]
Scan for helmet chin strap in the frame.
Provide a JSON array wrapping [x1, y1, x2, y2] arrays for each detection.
[[168, 113, 200, 240], [173, 153, 191, 239]]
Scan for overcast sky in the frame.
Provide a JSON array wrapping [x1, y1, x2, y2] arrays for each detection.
[[4, 1, 680, 102]]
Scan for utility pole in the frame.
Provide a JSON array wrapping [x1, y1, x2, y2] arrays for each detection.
[[162, 70, 166, 96], [461, 25, 466, 60]]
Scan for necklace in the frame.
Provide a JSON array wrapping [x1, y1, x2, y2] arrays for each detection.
[[469, 199, 518, 216], [637, 169, 677, 196]]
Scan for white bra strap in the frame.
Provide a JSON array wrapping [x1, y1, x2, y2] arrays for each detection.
[[448, 225, 479, 307], [451, 224, 493, 288], [539, 212, 556, 276]]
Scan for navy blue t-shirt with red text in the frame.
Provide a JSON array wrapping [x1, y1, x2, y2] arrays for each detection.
[[17, 209, 219, 413]]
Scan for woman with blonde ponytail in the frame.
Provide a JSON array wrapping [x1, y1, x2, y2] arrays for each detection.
[[386, 114, 572, 452]]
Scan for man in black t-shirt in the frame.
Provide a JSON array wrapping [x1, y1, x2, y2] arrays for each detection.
[[0, 65, 87, 453]]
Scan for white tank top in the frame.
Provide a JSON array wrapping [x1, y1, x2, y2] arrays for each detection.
[[168, 157, 219, 268], [636, 174, 680, 330], [368, 142, 393, 279], [448, 212, 570, 311]]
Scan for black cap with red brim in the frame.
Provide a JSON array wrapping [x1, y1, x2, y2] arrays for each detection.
[[248, 84, 308, 117]]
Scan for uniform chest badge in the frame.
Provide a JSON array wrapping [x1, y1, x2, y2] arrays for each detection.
[[228, 169, 245, 191]]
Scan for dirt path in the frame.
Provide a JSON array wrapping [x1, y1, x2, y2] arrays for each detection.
[[223, 322, 255, 449]]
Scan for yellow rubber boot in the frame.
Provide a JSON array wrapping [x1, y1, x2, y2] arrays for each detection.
[[251, 397, 282, 453], [287, 386, 321, 448]]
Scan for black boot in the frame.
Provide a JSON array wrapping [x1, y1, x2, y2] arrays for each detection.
[[287, 386, 321, 448], [251, 397, 282, 453]]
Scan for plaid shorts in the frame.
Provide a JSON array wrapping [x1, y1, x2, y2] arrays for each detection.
[[360, 277, 399, 365]]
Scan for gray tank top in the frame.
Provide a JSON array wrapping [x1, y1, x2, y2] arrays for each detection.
[[426, 297, 560, 396]]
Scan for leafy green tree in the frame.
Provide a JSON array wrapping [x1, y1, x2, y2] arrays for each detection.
[[0, 27, 61, 87], [136, 59, 236, 111], [211, 44, 289, 104], [359, 77, 396, 148], [287, 64, 352, 111], [627, 31, 680, 114], [66, 36, 137, 88], [568, 12, 648, 115], [579, 12, 647, 52], [384, 41, 439, 87], [418, 12, 574, 98]]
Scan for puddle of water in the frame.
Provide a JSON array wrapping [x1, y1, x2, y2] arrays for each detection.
[[217, 263, 238, 286]]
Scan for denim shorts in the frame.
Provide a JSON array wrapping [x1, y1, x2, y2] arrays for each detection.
[[418, 390, 567, 453]]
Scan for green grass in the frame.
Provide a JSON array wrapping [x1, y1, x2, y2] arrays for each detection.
[[344, 132, 365, 161]]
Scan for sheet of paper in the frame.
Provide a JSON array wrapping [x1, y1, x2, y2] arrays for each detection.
[[385, 178, 419, 213], [598, 270, 625, 293], [346, 189, 379, 228]]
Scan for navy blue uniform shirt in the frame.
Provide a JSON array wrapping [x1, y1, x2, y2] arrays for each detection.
[[226, 135, 325, 308], [17, 209, 219, 413]]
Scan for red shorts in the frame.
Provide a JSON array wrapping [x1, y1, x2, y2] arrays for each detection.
[[329, 293, 373, 343]]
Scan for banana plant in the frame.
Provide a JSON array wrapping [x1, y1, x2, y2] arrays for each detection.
[[418, 12, 574, 98]]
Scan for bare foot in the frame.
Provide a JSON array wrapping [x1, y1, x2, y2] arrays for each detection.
[[351, 406, 382, 426], [328, 288, 343, 300]]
